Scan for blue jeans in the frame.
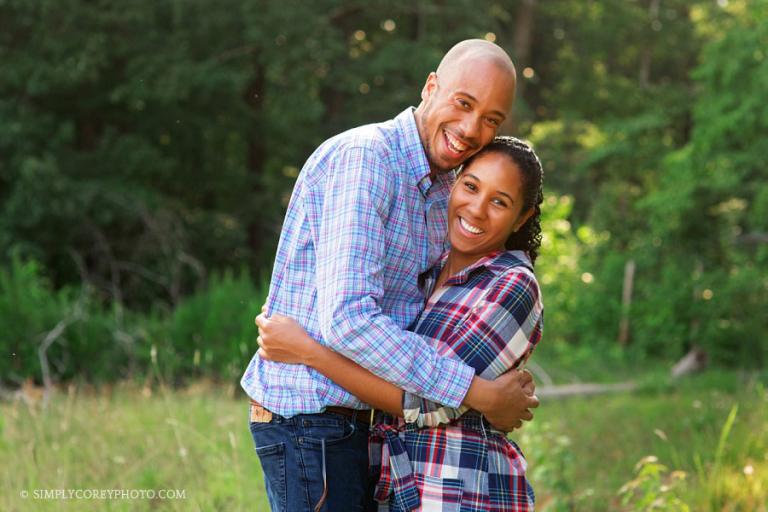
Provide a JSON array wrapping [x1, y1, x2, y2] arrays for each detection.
[[249, 409, 376, 512]]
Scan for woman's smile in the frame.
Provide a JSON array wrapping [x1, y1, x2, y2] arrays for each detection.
[[457, 216, 485, 236]]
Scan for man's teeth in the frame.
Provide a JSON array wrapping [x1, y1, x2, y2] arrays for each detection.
[[460, 217, 483, 234], [445, 132, 468, 153]]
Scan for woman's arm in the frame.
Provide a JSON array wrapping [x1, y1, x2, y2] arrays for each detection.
[[256, 313, 404, 416]]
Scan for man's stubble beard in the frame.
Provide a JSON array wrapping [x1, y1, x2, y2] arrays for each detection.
[[418, 102, 445, 175]]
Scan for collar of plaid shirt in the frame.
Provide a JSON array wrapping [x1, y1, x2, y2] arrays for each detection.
[[420, 249, 533, 291]]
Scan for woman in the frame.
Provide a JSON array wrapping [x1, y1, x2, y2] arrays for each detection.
[[257, 136, 544, 511]]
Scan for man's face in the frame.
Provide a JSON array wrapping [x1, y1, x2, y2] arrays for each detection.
[[417, 60, 515, 174]]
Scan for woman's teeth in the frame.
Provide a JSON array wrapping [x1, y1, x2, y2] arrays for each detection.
[[460, 217, 483, 234]]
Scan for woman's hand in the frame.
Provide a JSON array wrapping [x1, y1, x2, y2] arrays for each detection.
[[255, 312, 320, 365]]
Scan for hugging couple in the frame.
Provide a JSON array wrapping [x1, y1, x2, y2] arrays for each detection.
[[241, 39, 544, 512]]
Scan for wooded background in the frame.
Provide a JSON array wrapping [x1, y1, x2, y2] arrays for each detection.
[[2, 0, 766, 385]]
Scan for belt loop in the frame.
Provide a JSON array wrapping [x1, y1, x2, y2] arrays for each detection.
[[369, 409, 375, 428]]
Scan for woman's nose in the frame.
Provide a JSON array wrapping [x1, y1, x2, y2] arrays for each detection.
[[465, 197, 486, 219]]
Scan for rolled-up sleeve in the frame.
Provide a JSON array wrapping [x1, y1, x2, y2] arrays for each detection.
[[312, 146, 475, 408]]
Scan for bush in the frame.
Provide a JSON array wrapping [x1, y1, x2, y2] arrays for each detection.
[[0, 255, 269, 385], [0, 254, 68, 384], [147, 270, 268, 384], [0, 254, 134, 384]]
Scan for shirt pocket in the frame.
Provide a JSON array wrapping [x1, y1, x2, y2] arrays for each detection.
[[415, 473, 463, 512]]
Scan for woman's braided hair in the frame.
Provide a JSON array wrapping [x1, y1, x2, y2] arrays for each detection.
[[458, 136, 544, 264]]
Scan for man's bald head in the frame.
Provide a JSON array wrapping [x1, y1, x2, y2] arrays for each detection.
[[414, 39, 518, 176], [436, 39, 517, 90]]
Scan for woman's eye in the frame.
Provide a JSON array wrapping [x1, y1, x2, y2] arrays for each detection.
[[463, 182, 476, 191], [457, 99, 470, 109], [493, 198, 508, 208]]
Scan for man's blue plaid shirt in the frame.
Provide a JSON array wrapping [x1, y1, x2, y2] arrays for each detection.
[[240, 108, 476, 417]]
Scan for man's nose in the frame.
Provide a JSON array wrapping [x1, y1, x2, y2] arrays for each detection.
[[459, 113, 482, 140]]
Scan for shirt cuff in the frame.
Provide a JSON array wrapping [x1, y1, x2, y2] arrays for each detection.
[[424, 357, 475, 409]]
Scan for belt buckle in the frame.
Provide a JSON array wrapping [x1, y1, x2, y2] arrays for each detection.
[[250, 400, 273, 423]]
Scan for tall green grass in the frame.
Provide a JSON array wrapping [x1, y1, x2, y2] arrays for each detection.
[[520, 371, 768, 511], [0, 381, 264, 511], [1, 371, 765, 511]]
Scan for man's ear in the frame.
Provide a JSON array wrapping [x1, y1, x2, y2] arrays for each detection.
[[420, 72, 438, 102]]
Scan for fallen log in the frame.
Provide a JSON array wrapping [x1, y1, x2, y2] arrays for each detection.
[[537, 381, 637, 399]]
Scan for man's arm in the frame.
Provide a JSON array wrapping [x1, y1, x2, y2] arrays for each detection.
[[256, 311, 538, 429], [310, 145, 473, 407], [308, 147, 539, 424], [402, 267, 543, 428]]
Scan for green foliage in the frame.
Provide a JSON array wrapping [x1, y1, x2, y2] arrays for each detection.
[[523, 0, 768, 366], [524, 370, 768, 511], [618, 456, 690, 511], [0, 253, 134, 383], [0, 0, 508, 307], [1, 0, 766, 379], [0, 253, 267, 384], [519, 422, 577, 511], [154, 270, 268, 383], [632, 0, 768, 365], [0, 254, 68, 382]]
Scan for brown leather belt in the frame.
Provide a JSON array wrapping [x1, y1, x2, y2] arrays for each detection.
[[325, 406, 374, 426], [250, 399, 374, 426]]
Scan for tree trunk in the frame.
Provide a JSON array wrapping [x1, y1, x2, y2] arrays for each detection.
[[618, 259, 636, 346], [639, 0, 661, 88], [501, 0, 536, 135]]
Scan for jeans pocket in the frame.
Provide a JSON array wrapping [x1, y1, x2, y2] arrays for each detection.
[[415, 474, 463, 512], [302, 418, 356, 447], [299, 418, 370, 512], [250, 424, 287, 512]]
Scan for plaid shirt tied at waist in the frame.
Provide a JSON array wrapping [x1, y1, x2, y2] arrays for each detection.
[[370, 250, 543, 511]]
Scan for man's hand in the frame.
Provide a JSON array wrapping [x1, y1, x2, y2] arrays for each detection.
[[464, 369, 539, 431], [255, 312, 319, 365]]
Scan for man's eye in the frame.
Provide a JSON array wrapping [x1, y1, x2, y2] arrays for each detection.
[[487, 118, 501, 127], [457, 99, 470, 109]]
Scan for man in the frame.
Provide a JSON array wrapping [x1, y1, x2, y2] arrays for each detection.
[[241, 39, 539, 511]]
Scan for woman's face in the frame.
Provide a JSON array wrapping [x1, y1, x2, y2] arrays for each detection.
[[448, 151, 533, 261]]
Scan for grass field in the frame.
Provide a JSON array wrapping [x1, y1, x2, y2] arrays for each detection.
[[1, 370, 766, 511]]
